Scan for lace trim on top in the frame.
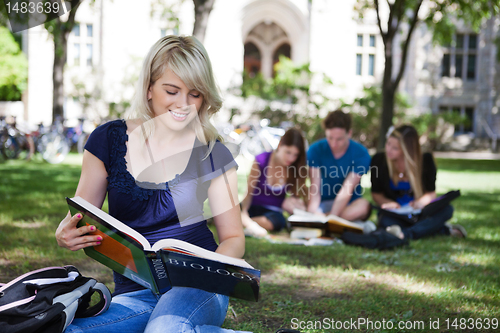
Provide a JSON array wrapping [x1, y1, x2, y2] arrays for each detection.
[[106, 120, 154, 201]]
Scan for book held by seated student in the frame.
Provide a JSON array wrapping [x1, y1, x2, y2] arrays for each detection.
[[66, 196, 260, 302], [374, 190, 460, 224], [288, 209, 364, 234]]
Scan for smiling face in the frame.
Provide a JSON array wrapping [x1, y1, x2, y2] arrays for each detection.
[[325, 127, 351, 156], [385, 136, 403, 161], [276, 144, 300, 166], [147, 68, 204, 131]]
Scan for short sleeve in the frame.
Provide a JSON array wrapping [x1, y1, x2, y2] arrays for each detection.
[[306, 141, 322, 168], [370, 152, 387, 193], [352, 142, 371, 176], [84, 120, 116, 171], [422, 152, 436, 192], [198, 141, 238, 183]]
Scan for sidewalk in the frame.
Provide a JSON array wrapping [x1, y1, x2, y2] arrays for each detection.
[[433, 151, 500, 160]]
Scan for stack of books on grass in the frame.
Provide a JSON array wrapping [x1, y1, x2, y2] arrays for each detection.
[[287, 209, 364, 235]]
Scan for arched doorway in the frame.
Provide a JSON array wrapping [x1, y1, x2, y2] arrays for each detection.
[[272, 43, 291, 77], [242, 0, 309, 78], [244, 22, 289, 78], [244, 42, 261, 78]]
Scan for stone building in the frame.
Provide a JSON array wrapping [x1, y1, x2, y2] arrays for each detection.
[[16, 0, 500, 145]]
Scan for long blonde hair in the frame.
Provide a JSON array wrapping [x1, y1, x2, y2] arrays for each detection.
[[127, 35, 222, 157], [386, 125, 424, 199]]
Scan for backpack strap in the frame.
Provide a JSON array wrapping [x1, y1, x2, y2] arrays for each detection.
[[75, 282, 112, 318]]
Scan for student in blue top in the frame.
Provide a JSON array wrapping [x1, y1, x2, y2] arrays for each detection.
[[55, 36, 250, 333], [307, 110, 371, 221]]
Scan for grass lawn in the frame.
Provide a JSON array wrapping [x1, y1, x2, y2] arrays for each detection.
[[0, 154, 499, 332]]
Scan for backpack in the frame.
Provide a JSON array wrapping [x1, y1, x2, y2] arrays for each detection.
[[0, 265, 112, 333]]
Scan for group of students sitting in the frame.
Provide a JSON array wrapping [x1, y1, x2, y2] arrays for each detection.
[[241, 109, 466, 242]]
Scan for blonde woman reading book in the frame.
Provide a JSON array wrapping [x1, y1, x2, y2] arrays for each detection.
[[55, 36, 250, 333], [371, 124, 466, 240]]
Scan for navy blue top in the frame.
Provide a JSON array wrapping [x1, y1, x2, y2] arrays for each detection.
[[84, 119, 238, 295], [307, 139, 371, 202]]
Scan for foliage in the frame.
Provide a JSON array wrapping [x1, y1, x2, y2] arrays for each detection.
[[341, 86, 411, 148], [354, 0, 500, 151], [341, 85, 468, 149], [237, 56, 334, 144], [0, 26, 27, 101], [150, 0, 185, 34], [403, 111, 467, 151]]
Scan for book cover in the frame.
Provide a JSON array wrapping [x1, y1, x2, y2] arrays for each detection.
[[66, 196, 260, 301]]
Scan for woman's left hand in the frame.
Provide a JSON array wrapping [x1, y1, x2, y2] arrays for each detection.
[[409, 200, 425, 209]]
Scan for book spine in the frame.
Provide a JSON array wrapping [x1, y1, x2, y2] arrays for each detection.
[[145, 252, 172, 294]]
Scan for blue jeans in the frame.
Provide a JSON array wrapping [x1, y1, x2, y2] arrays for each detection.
[[378, 204, 453, 240], [65, 287, 251, 333]]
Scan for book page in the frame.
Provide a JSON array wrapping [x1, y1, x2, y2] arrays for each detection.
[[69, 196, 152, 250], [385, 205, 421, 215], [288, 209, 328, 223], [151, 238, 253, 269]]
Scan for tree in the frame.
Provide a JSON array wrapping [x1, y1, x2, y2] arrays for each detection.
[[0, 26, 28, 101], [356, 0, 500, 151], [44, 0, 84, 122], [192, 0, 215, 42]]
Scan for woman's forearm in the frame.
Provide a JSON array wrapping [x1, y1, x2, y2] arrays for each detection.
[[216, 235, 245, 259]]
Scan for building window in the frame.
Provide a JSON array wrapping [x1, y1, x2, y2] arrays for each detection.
[[369, 34, 375, 47], [441, 33, 477, 81], [160, 29, 166, 37], [86, 44, 93, 66], [357, 34, 363, 47], [439, 105, 475, 133], [86, 24, 93, 37], [356, 54, 362, 75], [74, 43, 80, 66], [73, 24, 80, 37], [368, 54, 375, 76]]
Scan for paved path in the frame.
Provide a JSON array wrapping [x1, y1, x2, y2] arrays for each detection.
[[433, 151, 500, 160]]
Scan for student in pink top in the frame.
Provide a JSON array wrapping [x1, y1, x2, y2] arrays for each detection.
[[240, 128, 308, 237]]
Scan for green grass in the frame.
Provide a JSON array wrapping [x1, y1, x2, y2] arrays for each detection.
[[1, 155, 499, 332]]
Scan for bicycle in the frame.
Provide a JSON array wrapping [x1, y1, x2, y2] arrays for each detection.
[[0, 116, 35, 161]]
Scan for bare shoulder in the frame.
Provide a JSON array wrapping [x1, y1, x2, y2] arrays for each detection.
[[125, 118, 142, 133]]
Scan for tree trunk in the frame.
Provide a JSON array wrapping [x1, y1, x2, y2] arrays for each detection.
[[377, 38, 396, 152], [52, 30, 67, 121], [49, 0, 81, 123], [192, 0, 215, 43]]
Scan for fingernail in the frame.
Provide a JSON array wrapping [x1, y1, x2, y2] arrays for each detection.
[[90, 226, 96, 231], [76, 213, 82, 218], [96, 242, 101, 245], [97, 236, 103, 241]]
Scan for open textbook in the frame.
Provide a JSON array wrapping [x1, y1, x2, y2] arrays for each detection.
[[375, 190, 461, 224], [66, 196, 260, 301], [288, 209, 364, 234]]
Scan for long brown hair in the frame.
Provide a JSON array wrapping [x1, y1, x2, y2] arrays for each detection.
[[386, 125, 424, 198], [279, 128, 308, 200]]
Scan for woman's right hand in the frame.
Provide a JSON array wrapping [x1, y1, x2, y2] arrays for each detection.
[[55, 211, 102, 251], [381, 201, 401, 209]]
